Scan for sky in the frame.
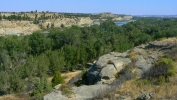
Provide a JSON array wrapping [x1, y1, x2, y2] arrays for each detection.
[[1, 0, 177, 15]]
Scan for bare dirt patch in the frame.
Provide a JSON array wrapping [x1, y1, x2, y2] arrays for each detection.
[[48, 70, 82, 84]]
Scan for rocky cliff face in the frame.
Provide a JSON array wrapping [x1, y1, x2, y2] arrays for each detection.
[[0, 20, 40, 36], [40, 17, 93, 28], [0, 17, 93, 36]]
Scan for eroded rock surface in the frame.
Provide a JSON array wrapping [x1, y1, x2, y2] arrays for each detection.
[[88, 51, 131, 85], [88, 38, 177, 84]]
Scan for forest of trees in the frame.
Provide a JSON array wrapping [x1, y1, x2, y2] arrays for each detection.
[[0, 18, 177, 98]]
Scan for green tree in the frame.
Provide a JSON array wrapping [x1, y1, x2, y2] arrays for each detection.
[[48, 50, 65, 75], [52, 71, 64, 87], [51, 23, 55, 28], [0, 15, 2, 20], [32, 77, 52, 97], [47, 23, 50, 29], [28, 32, 51, 55], [61, 24, 64, 28]]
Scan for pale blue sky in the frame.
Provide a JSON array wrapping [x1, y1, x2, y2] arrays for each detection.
[[1, 0, 177, 15]]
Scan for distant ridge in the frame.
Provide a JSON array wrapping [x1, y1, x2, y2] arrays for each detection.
[[133, 15, 177, 18]]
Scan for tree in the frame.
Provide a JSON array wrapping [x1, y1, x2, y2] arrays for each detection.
[[52, 71, 64, 87], [51, 23, 55, 28], [48, 50, 65, 75], [47, 23, 50, 29], [32, 77, 52, 96], [0, 15, 2, 20], [28, 32, 51, 55], [61, 24, 64, 28]]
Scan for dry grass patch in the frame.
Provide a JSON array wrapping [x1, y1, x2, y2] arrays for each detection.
[[48, 70, 82, 84], [115, 77, 177, 99], [129, 50, 138, 62], [0, 94, 25, 100]]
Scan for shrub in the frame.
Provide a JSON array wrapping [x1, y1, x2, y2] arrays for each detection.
[[136, 79, 150, 86], [143, 57, 176, 84], [74, 70, 88, 86], [129, 50, 138, 62], [107, 60, 114, 64], [114, 72, 120, 78], [52, 71, 64, 87], [156, 76, 166, 85], [31, 77, 52, 97], [155, 58, 176, 77], [60, 84, 73, 97]]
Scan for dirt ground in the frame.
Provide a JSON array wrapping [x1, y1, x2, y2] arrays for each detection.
[[48, 70, 82, 84]]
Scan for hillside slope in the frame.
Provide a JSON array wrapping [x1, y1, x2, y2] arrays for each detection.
[[44, 38, 177, 100]]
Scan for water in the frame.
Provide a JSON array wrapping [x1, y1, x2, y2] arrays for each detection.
[[115, 21, 128, 26]]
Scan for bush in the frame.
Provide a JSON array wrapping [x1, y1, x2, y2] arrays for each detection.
[[31, 77, 52, 97], [156, 76, 166, 85], [136, 79, 150, 86], [143, 57, 176, 84], [52, 71, 64, 87], [155, 58, 176, 77], [60, 84, 73, 97], [74, 70, 88, 86], [107, 60, 114, 64], [129, 50, 138, 62]]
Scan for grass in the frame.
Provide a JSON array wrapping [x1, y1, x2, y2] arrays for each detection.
[[129, 50, 138, 62], [94, 70, 177, 99], [114, 75, 177, 99], [60, 84, 74, 97]]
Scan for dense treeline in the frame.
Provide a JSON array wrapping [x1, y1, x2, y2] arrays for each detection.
[[0, 18, 177, 97]]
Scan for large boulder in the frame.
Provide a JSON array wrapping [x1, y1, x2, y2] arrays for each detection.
[[88, 52, 131, 85], [72, 84, 110, 100], [44, 84, 111, 100], [43, 91, 68, 100]]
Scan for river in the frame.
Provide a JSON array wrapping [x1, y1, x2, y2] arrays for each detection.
[[115, 20, 135, 26], [115, 21, 129, 26]]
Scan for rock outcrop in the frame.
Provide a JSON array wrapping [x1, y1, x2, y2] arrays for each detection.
[[88, 38, 177, 84], [0, 20, 40, 36], [43, 91, 68, 100], [88, 51, 131, 85], [44, 38, 177, 100], [137, 93, 154, 100], [44, 84, 111, 100]]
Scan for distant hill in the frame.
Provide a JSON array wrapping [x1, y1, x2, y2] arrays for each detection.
[[0, 12, 132, 35]]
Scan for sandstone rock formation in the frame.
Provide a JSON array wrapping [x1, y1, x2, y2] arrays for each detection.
[[88, 51, 131, 85], [44, 84, 111, 100], [43, 91, 68, 100], [0, 20, 40, 36], [88, 38, 177, 84]]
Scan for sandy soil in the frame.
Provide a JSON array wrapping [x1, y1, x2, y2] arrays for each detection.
[[48, 70, 82, 84]]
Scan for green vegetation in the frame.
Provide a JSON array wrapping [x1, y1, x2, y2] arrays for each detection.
[[74, 70, 88, 86], [0, 17, 177, 99], [107, 60, 114, 64], [60, 84, 73, 97], [142, 56, 177, 85], [52, 71, 64, 87]]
